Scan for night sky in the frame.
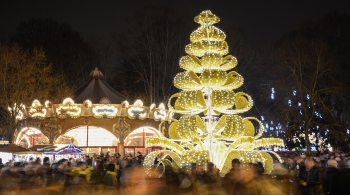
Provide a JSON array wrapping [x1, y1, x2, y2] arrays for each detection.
[[1, 0, 350, 44]]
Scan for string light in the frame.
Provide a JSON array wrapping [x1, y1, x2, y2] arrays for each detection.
[[56, 98, 81, 119], [29, 100, 47, 118], [92, 104, 118, 118], [144, 10, 284, 176]]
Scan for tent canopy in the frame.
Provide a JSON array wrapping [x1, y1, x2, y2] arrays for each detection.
[[29, 144, 56, 152], [44, 143, 84, 155], [0, 144, 34, 154]]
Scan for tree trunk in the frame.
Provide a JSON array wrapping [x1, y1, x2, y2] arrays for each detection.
[[304, 129, 311, 154]]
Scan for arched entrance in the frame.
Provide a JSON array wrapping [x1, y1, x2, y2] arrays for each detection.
[[56, 126, 119, 155], [124, 126, 162, 157], [16, 127, 49, 148]]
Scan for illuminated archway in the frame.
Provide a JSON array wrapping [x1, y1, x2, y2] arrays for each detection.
[[15, 127, 49, 148], [124, 126, 162, 146], [56, 126, 119, 147], [123, 126, 162, 156]]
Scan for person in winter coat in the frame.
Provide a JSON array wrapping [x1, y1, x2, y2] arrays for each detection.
[[338, 158, 350, 195], [323, 159, 340, 195], [300, 157, 324, 195], [40, 157, 53, 187], [222, 158, 241, 195], [50, 158, 72, 194], [103, 163, 118, 188], [137, 151, 143, 164], [298, 162, 309, 195]]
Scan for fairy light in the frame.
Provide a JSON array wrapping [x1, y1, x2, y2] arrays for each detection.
[[8, 103, 26, 120], [56, 98, 81, 119], [92, 104, 118, 118], [29, 100, 47, 118], [144, 10, 284, 176], [127, 100, 147, 119], [154, 103, 167, 121]]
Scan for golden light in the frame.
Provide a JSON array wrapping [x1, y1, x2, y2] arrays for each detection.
[[45, 100, 52, 108], [92, 104, 118, 118], [150, 103, 156, 110], [58, 126, 118, 146], [128, 100, 147, 119], [8, 103, 26, 120], [144, 10, 284, 177], [154, 103, 167, 121], [122, 100, 130, 107], [29, 99, 47, 118], [83, 99, 92, 108], [56, 98, 81, 119]]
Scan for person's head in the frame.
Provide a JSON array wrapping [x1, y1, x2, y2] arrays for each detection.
[[327, 159, 338, 168], [305, 157, 316, 170], [76, 161, 86, 170], [106, 163, 115, 172], [346, 158, 350, 168], [57, 159, 68, 170], [35, 157, 41, 164], [300, 153, 307, 159], [43, 157, 50, 164], [86, 158, 92, 166], [194, 164, 205, 175], [335, 156, 342, 162], [207, 162, 215, 171], [231, 159, 240, 170]]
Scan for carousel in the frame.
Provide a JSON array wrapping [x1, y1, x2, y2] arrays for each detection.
[[13, 68, 169, 158]]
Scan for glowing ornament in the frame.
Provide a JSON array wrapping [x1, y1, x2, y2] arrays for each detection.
[[144, 10, 284, 176]]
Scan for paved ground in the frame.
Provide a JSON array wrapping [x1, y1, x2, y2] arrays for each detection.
[[119, 164, 166, 195], [1, 164, 229, 195], [118, 164, 227, 195]]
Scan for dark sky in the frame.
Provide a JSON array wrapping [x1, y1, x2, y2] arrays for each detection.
[[1, 0, 350, 44]]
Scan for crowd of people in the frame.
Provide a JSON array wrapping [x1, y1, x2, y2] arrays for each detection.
[[161, 151, 350, 195], [0, 152, 124, 195], [0, 150, 349, 195]]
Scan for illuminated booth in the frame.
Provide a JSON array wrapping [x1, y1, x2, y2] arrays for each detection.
[[43, 143, 85, 160], [14, 68, 169, 157], [0, 144, 41, 163]]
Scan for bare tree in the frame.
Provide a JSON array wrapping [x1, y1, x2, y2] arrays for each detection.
[[112, 5, 192, 105], [267, 12, 350, 152], [0, 43, 70, 143], [270, 33, 348, 152]]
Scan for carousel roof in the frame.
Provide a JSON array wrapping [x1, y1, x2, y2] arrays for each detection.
[[72, 68, 129, 104]]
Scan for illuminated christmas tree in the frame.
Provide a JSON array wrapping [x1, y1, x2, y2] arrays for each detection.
[[144, 10, 284, 176]]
